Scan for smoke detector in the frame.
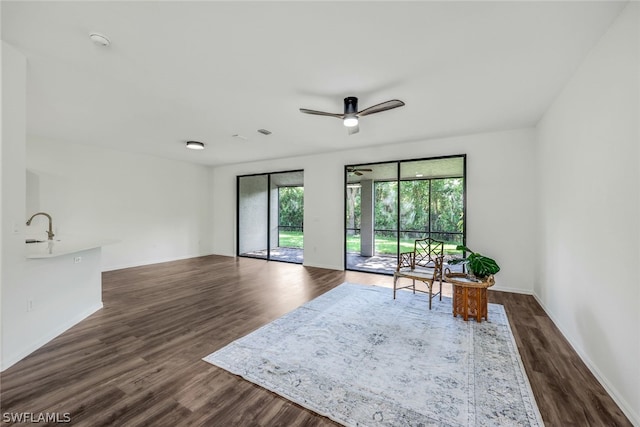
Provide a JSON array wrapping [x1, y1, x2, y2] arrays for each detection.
[[89, 33, 111, 47]]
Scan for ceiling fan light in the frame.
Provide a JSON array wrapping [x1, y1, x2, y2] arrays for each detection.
[[186, 141, 205, 150], [343, 116, 358, 127]]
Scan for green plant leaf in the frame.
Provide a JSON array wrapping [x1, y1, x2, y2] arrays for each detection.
[[468, 255, 500, 277], [449, 246, 500, 278]]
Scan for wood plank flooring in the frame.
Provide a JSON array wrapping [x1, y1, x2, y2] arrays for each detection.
[[0, 255, 632, 426]]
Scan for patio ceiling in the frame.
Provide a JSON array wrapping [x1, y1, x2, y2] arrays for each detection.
[[347, 156, 465, 183]]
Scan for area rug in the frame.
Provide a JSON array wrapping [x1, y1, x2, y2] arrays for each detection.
[[203, 283, 544, 426]]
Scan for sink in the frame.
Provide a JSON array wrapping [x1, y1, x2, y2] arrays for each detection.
[[26, 239, 45, 244]]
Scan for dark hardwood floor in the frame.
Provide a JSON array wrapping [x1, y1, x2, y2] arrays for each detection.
[[0, 255, 632, 426]]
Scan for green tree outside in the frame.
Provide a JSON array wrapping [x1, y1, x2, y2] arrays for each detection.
[[279, 186, 304, 248], [279, 187, 304, 228], [348, 177, 464, 254]]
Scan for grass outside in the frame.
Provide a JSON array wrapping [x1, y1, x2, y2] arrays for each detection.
[[350, 235, 460, 255], [278, 230, 304, 248], [279, 230, 460, 255]]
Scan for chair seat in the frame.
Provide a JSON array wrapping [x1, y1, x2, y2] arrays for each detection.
[[394, 267, 437, 280]]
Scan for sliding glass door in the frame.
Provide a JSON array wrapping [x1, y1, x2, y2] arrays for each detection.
[[345, 155, 465, 274], [346, 162, 398, 273], [238, 175, 269, 259], [238, 170, 304, 264], [270, 171, 304, 263]]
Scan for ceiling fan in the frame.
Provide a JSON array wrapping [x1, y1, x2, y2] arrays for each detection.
[[300, 97, 405, 135], [347, 166, 373, 176]]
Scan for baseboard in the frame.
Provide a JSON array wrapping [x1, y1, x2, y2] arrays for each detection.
[[532, 294, 639, 426], [490, 286, 534, 295], [1, 302, 103, 372], [302, 261, 343, 271]]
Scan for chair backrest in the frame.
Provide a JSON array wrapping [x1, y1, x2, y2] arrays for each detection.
[[414, 238, 444, 268]]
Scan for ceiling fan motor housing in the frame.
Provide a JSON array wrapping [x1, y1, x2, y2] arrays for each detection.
[[344, 97, 358, 115]]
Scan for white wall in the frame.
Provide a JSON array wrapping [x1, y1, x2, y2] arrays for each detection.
[[211, 128, 537, 294], [1, 42, 28, 371], [26, 137, 214, 271], [536, 3, 639, 423]]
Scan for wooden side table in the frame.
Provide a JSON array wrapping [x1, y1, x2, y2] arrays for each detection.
[[444, 272, 495, 322]]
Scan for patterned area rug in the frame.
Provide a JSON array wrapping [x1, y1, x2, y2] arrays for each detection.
[[203, 283, 544, 426]]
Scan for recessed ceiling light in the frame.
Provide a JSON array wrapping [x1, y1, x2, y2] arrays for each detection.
[[89, 33, 111, 47], [416, 173, 424, 177], [186, 141, 205, 150]]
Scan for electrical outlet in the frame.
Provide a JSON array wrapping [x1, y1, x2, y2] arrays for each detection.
[[74, 256, 82, 264]]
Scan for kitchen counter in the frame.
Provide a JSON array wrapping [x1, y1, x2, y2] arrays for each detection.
[[25, 236, 118, 259], [7, 237, 109, 370]]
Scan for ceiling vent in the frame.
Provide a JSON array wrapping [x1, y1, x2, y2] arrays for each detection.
[[257, 129, 272, 135]]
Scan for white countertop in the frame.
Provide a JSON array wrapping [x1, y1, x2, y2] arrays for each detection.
[[25, 236, 119, 259]]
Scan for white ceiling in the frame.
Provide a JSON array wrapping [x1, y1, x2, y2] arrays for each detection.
[[1, 1, 627, 167]]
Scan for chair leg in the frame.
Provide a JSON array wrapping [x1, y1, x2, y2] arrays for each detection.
[[428, 282, 433, 310], [438, 278, 442, 301], [393, 275, 397, 299], [412, 279, 416, 294]]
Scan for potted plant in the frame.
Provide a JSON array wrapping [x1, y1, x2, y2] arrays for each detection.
[[449, 245, 500, 280]]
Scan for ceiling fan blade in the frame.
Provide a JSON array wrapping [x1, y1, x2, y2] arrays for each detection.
[[299, 108, 343, 118], [355, 171, 363, 176], [357, 99, 405, 117], [359, 168, 373, 172], [347, 123, 360, 135]]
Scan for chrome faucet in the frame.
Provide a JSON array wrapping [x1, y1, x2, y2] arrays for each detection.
[[26, 212, 55, 240]]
